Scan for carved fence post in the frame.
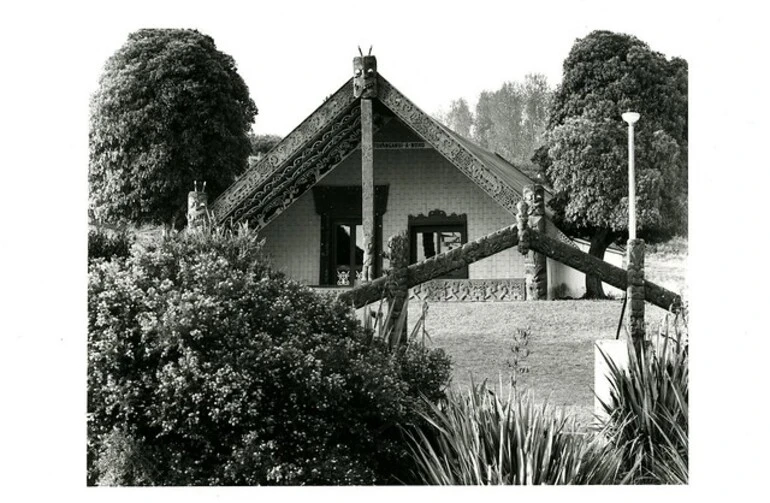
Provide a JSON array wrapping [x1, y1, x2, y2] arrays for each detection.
[[529, 185, 548, 300], [626, 238, 646, 351], [386, 231, 409, 345], [516, 195, 533, 299], [187, 181, 209, 228]]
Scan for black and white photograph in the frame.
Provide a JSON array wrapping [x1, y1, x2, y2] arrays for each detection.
[[2, 0, 766, 499]]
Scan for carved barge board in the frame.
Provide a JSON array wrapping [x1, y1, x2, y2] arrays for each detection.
[[210, 79, 357, 224], [377, 76, 521, 214], [233, 107, 363, 228]]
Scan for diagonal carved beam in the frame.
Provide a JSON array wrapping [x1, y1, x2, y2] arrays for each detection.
[[377, 76, 521, 213], [337, 225, 681, 311], [211, 79, 357, 224], [526, 231, 682, 311]]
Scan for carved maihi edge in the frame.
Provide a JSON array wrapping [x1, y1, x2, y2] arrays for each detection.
[[377, 76, 521, 213], [231, 108, 363, 228], [211, 79, 357, 224]]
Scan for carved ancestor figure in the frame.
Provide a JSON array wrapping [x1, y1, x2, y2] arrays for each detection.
[[353, 50, 377, 99], [187, 181, 210, 228]]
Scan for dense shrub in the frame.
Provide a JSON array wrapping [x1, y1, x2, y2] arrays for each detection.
[[88, 227, 133, 262], [88, 226, 451, 485], [407, 382, 627, 485], [597, 310, 689, 484]]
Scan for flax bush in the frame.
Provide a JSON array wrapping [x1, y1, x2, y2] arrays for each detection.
[[407, 382, 627, 485], [88, 226, 450, 485], [597, 310, 689, 484]]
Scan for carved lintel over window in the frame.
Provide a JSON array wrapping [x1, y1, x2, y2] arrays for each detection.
[[408, 210, 468, 279]]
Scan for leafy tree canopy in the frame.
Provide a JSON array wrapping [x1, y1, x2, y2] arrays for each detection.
[[545, 30, 687, 241], [89, 29, 258, 226], [436, 75, 552, 181], [474, 74, 552, 171], [542, 30, 688, 297], [440, 98, 474, 139], [247, 133, 282, 157]]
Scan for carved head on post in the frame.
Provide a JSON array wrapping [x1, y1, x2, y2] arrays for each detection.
[[353, 47, 377, 98], [187, 180, 209, 227], [531, 184, 545, 217]]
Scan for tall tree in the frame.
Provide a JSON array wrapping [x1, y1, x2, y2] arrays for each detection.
[[472, 74, 552, 179], [543, 30, 688, 298], [444, 98, 474, 138], [89, 29, 258, 226]]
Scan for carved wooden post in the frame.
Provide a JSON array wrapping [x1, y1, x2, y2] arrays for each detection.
[[626, 238, 646, 351], [187, 181, 209, 228], [355, 54, 378, 283], [516, 195, 532, 298], [529, 185, 548, 299], [386, 231, 409, 345]]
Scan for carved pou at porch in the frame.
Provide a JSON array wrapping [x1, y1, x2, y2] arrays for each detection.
[[353, 49, 377, 98]]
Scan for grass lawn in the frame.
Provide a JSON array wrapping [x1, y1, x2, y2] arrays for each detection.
[[405, 246, 686, 427]]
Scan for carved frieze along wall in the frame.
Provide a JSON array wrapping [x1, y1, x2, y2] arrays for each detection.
[[234, 106, 365, 229], [377, 76, 521, 214], [210, 79, 357, 224], [410, 279, 526, 302]]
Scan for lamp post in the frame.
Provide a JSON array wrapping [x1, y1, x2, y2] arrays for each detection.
[[621, 111, 645, 350], [621, 112, 640, 238]]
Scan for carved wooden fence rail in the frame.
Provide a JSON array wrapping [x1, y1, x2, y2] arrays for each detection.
[[336, 223, 681, 312]]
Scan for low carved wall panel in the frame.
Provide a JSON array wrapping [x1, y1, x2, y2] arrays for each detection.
[[410, 279, 526, 302]]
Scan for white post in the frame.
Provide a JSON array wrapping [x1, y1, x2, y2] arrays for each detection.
[[621, 112, 640, 239]]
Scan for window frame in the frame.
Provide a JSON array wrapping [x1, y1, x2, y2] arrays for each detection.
[[408, 210, 468, 279], [312, 185, 389, 286]]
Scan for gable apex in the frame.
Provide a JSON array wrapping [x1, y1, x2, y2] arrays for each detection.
[[209, 60, 573, 247]]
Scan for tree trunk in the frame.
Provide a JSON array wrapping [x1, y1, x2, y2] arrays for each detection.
[[585, 228, 614, 299]]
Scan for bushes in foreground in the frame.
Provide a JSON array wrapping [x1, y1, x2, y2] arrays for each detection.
[[88, 226, 133, 262], [87, 226, 451, 485]]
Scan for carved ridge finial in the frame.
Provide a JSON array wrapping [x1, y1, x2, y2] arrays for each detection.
[[353, 50, 378, 98]]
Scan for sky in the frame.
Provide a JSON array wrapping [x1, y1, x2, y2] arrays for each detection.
[[3, 1, 770, 499], [70, 0, 700, 136]]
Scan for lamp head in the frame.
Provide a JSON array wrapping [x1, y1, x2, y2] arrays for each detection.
[[622, 112, 640, 125]]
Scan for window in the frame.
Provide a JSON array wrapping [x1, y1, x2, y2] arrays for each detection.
[[408, 210, 468, 279], [331, 220, 364, 285], [312, 185, 389, 286]]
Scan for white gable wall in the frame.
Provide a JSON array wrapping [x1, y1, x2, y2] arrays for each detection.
[[260, 146, 530, 285]]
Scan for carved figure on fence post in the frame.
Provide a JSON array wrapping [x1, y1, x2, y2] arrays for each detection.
[[187, 181, 210, 228], [516, 198, 530, 255], [385, 231, 409, 344], [626, 238, 646, 352], [529, 184, 548, 300]]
